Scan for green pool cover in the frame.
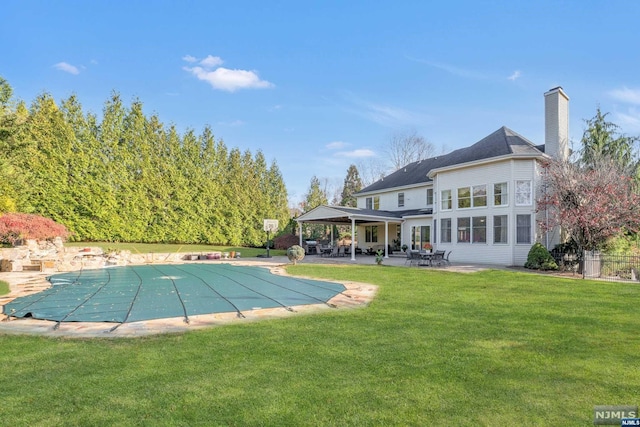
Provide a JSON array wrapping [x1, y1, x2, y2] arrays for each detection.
[[2, 264, 346, 325]]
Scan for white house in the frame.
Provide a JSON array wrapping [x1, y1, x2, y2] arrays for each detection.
[[296, 87, 569, 266]]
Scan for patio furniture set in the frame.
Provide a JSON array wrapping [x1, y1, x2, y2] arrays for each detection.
[[405, 250, 451, 267]]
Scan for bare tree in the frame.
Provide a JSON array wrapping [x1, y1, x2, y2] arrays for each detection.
[[385, 129, 435, 171], [356, 157, 388, 187]]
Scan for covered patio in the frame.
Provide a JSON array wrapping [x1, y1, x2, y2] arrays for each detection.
[[295, 206, 404, 261]]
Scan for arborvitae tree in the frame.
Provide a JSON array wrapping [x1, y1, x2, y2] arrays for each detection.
[[98, 92, 128, 240], [340, 164, 362, 207], [265, 160, 290, 234], [304, 175, 328, 212], [0, 77, 292, 246], [0, 77, 21, 212], [303, 175, 328, 239], [20, 93, 78, 227], [59, 95, 103, 240], [222, 148, 245, 245], [198, 126, 226, 244]]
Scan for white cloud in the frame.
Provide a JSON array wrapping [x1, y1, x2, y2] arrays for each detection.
[[348, 100, 429, 127], [183, 54, 273, 92], [609, 87, 640, 105], [508, 70, 521, 81], [200, 55, 223, 67], [336, 149, 376, 158], [53, 62, 80, 75], [182, 55, 197, 63], [614, 108, 640, 133], [326, 141, 346, 150]]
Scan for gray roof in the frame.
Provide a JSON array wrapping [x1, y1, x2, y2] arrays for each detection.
[[357, 126, 544, 194]]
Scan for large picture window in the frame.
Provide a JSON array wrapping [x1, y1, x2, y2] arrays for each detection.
[[515, 180, 532, 206], [441, 190, 452, 210], [441, 218, 451, 243], [516, 214, 531, 244], [493, 215, 508, 244]]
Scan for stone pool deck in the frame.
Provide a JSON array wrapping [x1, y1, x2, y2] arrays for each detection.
[[0, 256, 379, 338]]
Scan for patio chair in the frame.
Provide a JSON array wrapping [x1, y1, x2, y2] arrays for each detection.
[[330, 246, 339, 257], [432, 250, 446, 266], [443, 251, 452, 265], [338, 245, 345, 257], [405, 250, 421, 266]]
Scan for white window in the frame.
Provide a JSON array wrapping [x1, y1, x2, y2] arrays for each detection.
[[515, 180, 532, 206], [398, 192, 404, 208], [457, 187, 471, 209], [457, 217, 470, 243], [441, 218, 452, 243], [366, 196, 380, 210], [494, 182, 508, 206], [365, 226, 378, 243], [516, 214, 531, 244], [426, 188, 434, 206], [493, 215, 508, 244], [472, 216, 487, 243], [441, 190, 452, 210], [473, 185, 487, 207]]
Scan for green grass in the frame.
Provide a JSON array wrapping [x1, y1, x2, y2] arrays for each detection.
[[64, 241, 287, 257], [1, 265, 639, 426], [0, 279, 9, 296]]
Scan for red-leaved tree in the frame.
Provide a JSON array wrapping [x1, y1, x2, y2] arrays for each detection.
[[537, 157, 640, 252], [0, 213, 70, 245]]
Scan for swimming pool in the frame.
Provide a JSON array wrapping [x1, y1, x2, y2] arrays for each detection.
[[2, 264, 347, 328]]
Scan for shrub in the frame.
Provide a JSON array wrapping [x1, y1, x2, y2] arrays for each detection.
[[525, 242, 558, 270], [287, 245, 305, 265], [0, 213, 70, 246], [274, 233, 299, 250]]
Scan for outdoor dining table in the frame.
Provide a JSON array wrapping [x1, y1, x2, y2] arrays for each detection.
[[320, 247, 333, 257], [419, 251, 434, 266]]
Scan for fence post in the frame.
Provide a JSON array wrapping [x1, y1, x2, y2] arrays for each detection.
[[583, 250, 601, 279]]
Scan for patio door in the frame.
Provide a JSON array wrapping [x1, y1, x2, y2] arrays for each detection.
[[411, 225, 431, 250]]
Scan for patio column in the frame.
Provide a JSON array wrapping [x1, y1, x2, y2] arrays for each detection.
[[350, 218, 356, 261], [384, 220, 389, 258], [298, 222, 303, 246]]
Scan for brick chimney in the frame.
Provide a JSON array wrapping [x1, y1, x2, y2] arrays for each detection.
[[544, 87, 570, 161]]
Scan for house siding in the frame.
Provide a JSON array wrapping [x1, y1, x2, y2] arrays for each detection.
[[354, 158, 546, 266]]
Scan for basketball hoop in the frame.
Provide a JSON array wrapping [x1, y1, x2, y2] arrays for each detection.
[[262, 220, 279, 258]]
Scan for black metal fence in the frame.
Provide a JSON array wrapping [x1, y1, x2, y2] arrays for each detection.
[[582, 251, 640, 282]]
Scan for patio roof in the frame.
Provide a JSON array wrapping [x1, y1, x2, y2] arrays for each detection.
[[296, 205, 420, 225]]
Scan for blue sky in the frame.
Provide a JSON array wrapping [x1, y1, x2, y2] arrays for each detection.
[[4, 0, 640, 206]]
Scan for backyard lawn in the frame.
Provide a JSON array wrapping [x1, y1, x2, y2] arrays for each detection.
[[1, 265, 638, 426]]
